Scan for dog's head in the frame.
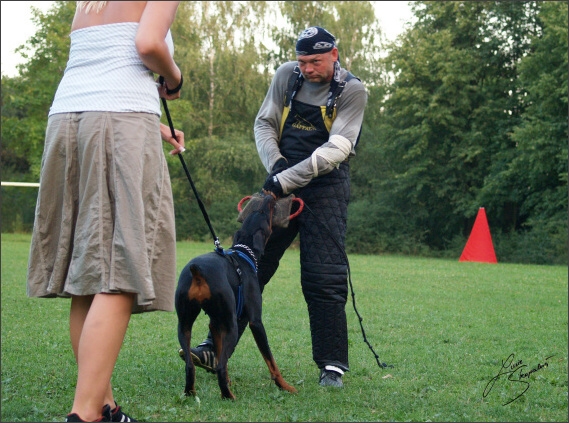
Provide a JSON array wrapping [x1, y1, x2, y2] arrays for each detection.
[[233, 194, 275, 259]]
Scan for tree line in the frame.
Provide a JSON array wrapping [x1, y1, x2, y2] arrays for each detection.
[[1, 1, 566, 265]]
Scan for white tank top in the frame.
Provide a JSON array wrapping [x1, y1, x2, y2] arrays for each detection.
[[49, 22, 174, 116]]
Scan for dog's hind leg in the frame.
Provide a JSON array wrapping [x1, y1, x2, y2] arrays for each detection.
[[210, 319, 239, 400], [249, 321, 297, 394], [177, 304, 201, 396], [176, 265, 206, 396]]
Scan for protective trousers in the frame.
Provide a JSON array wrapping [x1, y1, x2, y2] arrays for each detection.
[[258, 164, 350, 372]]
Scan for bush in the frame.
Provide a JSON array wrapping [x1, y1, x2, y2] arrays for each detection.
[[1, 186, 38, 233], [494, 217, 568, 265]]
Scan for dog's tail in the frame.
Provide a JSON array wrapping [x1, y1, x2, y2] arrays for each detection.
[[188, 264, 211, 302], [189, 264, 203, 281]]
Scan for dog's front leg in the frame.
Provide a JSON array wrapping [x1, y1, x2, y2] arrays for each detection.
[[249, 321, 297, 394]]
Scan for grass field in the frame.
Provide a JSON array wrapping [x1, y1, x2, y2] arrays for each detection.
[[1, 233, 567, 422]]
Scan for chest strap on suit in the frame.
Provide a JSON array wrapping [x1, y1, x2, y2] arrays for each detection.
[[284, 66, 304, 107], [284, 65, 357, 118]]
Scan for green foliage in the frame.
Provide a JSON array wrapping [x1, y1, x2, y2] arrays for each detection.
[[170, 1, 273, 138], [267, 1, 382, 80], [493, 218, 568, 266], [2, 234, 567, 422], [350, 0, 566, 263], [168, 133, 265, 241], [1, 1, 566, 264], [1, 1, 76, 179], [1, 1, 76, 233], [505, 1, 567, 230], [0, 186, 38, 233]]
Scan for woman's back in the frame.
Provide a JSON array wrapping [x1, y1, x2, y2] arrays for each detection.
[[50, 1, 176, 116], [72, 1, 147, 30], [49, 22, 169, 116]]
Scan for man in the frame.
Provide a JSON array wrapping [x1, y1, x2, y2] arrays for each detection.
[[190, 26, 367, 388]]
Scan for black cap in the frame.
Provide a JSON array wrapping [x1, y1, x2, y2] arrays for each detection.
[[295, 26, 336, 56]]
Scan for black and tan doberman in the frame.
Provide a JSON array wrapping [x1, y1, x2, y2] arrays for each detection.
[[175, 194, 297, 399]]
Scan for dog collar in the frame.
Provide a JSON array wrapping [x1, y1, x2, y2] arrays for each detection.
[[227, 244, 258, 272]]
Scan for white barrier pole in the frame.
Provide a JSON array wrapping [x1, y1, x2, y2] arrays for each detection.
[[1, 182, 40, 187]]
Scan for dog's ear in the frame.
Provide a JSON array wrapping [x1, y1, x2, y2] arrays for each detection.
[[264, 194, 276, 220], [252, 227, 269, 255], [233, 229, 243, 245], [261, 194, 276, 214]]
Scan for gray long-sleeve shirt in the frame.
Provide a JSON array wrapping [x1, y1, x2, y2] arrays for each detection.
[[254, 61, 368, 194]]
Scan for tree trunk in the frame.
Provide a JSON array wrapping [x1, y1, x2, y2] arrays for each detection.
[[208, 50, 215, 137]]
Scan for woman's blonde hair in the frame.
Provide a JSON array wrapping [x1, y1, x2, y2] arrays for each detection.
[[76, 1, 108, 14]]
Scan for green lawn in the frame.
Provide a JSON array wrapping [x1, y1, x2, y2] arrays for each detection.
[[1, 233, 567, 422]]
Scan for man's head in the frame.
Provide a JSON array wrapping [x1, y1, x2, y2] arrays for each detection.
[[295, 26, 338, 83]]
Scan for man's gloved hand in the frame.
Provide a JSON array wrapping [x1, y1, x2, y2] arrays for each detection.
[[270, 157, 288, 175], [263, 174, 284, 198], [262, 158, 288, 198]]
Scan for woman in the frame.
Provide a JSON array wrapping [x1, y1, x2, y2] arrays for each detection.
[[26, 1, 184, 421]]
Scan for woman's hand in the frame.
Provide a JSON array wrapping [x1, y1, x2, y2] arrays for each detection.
[[160, 123, 185, 155], [157, 74, 182, 100]]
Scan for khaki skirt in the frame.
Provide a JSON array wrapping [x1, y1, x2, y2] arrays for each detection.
[[27, 112, 176, 313]]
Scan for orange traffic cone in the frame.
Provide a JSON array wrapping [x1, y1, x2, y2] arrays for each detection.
[[459, 207, 497, 263]]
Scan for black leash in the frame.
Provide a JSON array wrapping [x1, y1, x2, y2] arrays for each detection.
[[302, 202, 393, 369], [159, 77, 222, 253]]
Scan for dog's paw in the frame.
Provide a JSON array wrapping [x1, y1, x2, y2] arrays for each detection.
[[184, 388, 197, 397], [278, 381, 298, 394], [221, 392, 237, 400]]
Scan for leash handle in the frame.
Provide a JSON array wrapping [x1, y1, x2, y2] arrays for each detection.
[[159, 77, 222, 253], [288, 197, 304, 220], [159, 76, 177, 140]]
